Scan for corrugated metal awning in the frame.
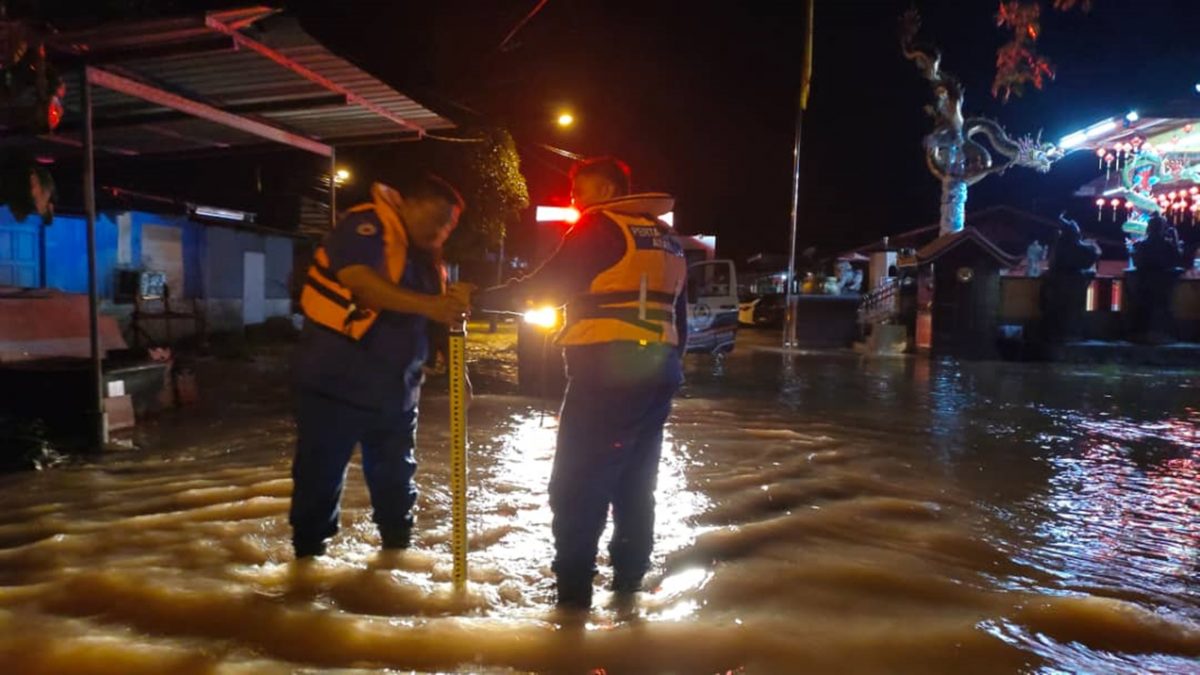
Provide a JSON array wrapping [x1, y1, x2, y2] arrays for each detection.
[[8, 6, 453, 158]]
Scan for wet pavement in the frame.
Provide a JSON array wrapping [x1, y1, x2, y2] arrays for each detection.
[[0, 328, 1196, 673]]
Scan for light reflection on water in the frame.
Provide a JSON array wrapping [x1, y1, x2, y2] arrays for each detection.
[[1001, 410, 1199, 618], [452, 408, 713, 621], [686, 347, 1200, 670]]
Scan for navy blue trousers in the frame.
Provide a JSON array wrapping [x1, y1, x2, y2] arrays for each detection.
[[549, 378, 678, 589], [289, 389, 419, 548]]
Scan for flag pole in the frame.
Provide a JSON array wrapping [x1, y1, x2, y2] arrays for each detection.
[[784, 0, 815, 348]]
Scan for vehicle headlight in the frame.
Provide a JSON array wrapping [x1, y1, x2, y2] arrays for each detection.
[[523, 306, 560, 329]]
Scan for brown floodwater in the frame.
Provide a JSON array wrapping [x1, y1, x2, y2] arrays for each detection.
[[0, 333, 1196, 674]]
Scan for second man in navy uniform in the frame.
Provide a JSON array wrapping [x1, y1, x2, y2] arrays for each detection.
[[477, 157, 688, 608]]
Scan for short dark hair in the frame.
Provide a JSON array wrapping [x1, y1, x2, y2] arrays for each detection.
[[570, 156, 631, 196], [398, 172, 465, 210]]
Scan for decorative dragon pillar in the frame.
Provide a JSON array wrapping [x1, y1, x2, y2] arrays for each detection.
[[901, 10, 1063, 236]]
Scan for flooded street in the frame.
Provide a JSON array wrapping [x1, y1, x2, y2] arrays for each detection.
[[0, 331, 1197, 673]]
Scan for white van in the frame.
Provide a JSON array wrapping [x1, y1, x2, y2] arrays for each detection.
[[684, 258, 739, 354]]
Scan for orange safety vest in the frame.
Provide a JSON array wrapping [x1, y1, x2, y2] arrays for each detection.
[[558, 197, 687, 347], [299, 183, 412, 340]]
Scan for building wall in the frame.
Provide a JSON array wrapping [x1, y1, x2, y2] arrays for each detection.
[[43, 212, 118, 296], [202, 227, 294, 299], [868, 251, 898, 290], [931, 248, 1004, 360], [38, 209, 203, 299], [201, 227, 294, 331], [265, 236, 293, 300], [1, 206, 295, 335], [204, 227, 260, 300], [0, 215, 40, 287]]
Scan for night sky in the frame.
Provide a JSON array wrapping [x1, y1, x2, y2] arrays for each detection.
[[288, 0, 1200, 261], [72, 1, 1200, 263]]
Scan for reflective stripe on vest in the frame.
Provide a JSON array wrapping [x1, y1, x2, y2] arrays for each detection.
[[558, 211, 687, 347], [299, 183, 410, 340]]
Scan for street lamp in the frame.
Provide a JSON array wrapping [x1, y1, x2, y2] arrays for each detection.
[[334, 167, 351, 186], [556, 112, 575, 128]]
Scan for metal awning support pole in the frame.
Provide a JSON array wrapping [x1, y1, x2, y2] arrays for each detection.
[[784, 0, 815, 349], [329, 148, 337, 229], [82, 68, 108, 448]]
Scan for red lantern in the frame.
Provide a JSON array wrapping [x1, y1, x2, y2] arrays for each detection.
[[46, 98, 64, 131]]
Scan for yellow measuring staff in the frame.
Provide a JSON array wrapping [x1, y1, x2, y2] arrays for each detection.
[[448, 321, 468, 593]]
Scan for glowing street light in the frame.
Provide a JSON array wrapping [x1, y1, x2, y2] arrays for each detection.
[[334, 168, 351, 186], [556, 112, 575, 128]]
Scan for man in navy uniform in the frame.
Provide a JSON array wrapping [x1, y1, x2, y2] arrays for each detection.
[[290, 174, 471, 559], [477, 157, 688, 608]]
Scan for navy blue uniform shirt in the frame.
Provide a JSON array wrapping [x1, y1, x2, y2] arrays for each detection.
[[294, 210, 442, 410], [479, 210, 687, 387]]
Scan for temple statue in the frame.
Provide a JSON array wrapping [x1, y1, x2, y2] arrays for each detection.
[[1129, 215, 1184, 343], [1041, 216, 1100, 342]]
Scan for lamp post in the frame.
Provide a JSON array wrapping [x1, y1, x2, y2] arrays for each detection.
[[328, 164, 349, 229]]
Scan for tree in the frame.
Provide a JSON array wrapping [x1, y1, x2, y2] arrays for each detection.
[[438, 128, 530, 265], [993, 0, 1091, 101]]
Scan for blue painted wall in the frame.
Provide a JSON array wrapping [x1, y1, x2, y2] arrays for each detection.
[[1, 206, 292, 303], [42, 212, 118, 296], [40, 210, 202, 298], [0, 215, 40, 287]]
